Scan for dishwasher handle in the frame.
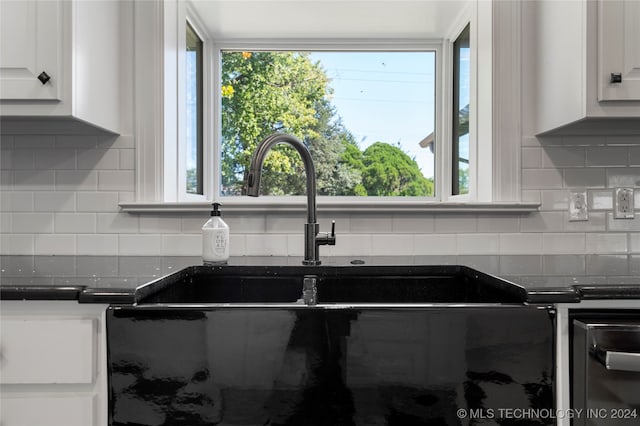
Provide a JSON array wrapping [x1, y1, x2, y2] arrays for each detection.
[[593, 348, 640, 372]]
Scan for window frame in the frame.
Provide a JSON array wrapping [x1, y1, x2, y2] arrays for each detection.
[[212, 40, 443, 203], [124, 0, 534, 214]]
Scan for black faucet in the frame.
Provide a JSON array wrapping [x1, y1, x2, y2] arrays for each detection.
[[246, 133, 336, 265]]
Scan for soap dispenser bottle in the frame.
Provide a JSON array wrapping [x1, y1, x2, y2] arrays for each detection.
[[202, 202, 230, 264]]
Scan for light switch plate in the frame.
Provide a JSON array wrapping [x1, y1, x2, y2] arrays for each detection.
[[568, 190, 588, 221], [614, 187, 635, 219]]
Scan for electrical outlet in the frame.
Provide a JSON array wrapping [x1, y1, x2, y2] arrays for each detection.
[[614, 187, 635, 219], [569, 190, 588, 221]]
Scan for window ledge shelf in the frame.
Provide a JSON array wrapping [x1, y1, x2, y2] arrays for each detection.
[[120, 200, 540, 214]]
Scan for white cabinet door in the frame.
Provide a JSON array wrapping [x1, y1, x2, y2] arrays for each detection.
[[0, 0, 61, 100], [0, 319, 95, 384], [599, 0, 640, 101], [0, 395, 96, 426]]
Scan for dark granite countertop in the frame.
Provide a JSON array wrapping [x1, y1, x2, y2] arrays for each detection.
[[1, 255, 639, 304]]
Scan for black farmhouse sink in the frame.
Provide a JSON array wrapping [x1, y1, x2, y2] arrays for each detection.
[[137, 264, 527, 305]]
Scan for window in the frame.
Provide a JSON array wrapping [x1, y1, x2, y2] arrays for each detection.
[[452, 24, 470, 196], [186, 22, 203, 195], [126, 0, 530, 212], [219, 50, 436, 198]]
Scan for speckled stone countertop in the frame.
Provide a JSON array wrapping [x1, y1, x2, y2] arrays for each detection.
[[1, 255, 639, 304]]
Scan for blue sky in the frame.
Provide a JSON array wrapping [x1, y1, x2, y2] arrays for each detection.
[[309, 51, 436, 178]]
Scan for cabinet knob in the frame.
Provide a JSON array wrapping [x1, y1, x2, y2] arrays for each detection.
[[37, 71, 51, 85], [610, 73, 622, 84]]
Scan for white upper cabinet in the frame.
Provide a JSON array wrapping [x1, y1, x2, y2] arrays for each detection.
[[0, 0, 61, 101], [530, 0, 640, 135], [0, 0, 121, 134], [598, 0, 640, 101]]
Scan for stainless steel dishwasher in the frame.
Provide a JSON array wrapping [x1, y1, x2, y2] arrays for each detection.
[[573, 318, 640, 425]]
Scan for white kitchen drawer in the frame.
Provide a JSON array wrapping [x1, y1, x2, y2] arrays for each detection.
[[0, 319, 95, 384], [0, 394, 95, 426]]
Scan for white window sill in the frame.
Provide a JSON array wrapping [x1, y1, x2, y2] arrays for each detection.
[[120, 199, 540, 214]]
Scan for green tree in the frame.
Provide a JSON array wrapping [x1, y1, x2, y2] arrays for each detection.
[[221, 51, 329, 195], [361, 142, 433, 196]]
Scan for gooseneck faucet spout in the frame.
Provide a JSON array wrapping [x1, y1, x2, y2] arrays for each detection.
[[246, 133, 336, 265]]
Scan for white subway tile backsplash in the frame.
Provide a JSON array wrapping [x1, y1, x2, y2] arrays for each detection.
[[477, 216, 520, 233], [55, 135, 98, 148], [35, 149, 76, 170], [161, 235, 201, 256], [522, 147, 542, 168], [607, 213, 640, 232], [35, 191, 76, 212], [1, 192, 33, 212], [542, 233, 585, 254], [543, 254, 586, 275], [119, 149, 134, 170], [1, 234, 33, 254], [522, 169, 563, 189], [349, 216, 393, 233], [245, 234, 289, 256], [629, 147, 640, 166], [564, 168, 606, 188], [457, 234, 500, 255], [77, 148, 119, 170], [14, 170, 55, 190], [586, 233, 628, 253], [224, 216, 266, 234], [0, 213, 11, 233], [12, 213, 53, 233], [392, 215, 434, 233], [434, 215, 477, 234], [499, 255, 543, 275], [119, 234, 163, 255], [607, 168, 640, 187], [55, 170, 98, 190], [542, 146, 585, 168], [499, 233, 542, 254], [0, 171, 13, 190], [586, 254, 628, 275], [1, 128, 640, 259], [34, 234, 75, 255], [540, 190, 569, 211], [266, 215, 304, 233], [586, 147, 628, 167], [13, 135, 55, 148], [54, 213, 96, 233], [589, 190, 613, 210], [229, 234, 247, 256], [140, 216, 181, 234], [414, 234, 456, 255], [520, 211, 564, 233], [329, 234, 373, 256], [4, 149, 35, 169], [97, 212, 139, 233], [631, 233, 640, 253], [371, 234, 414, 256], [77, 192, 119, 212], [98, 170, 134, 191], [77, 234, 119, 255], [564, 212, 607, 232]]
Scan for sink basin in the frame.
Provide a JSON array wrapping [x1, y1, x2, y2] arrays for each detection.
[[138, 265, 527, 304]]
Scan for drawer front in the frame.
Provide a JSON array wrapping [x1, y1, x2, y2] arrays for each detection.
[[0, 319, 95, 384], [0, 394, 95, 426]]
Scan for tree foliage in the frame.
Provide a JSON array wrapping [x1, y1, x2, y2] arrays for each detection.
[[361, 143, 433, 196], [220, 50, 433, 197]]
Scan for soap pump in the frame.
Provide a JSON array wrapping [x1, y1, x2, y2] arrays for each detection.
[[202, 202, 230, 264]]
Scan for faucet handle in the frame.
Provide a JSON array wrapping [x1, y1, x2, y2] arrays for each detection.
[[315, 220, 336, 247]]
